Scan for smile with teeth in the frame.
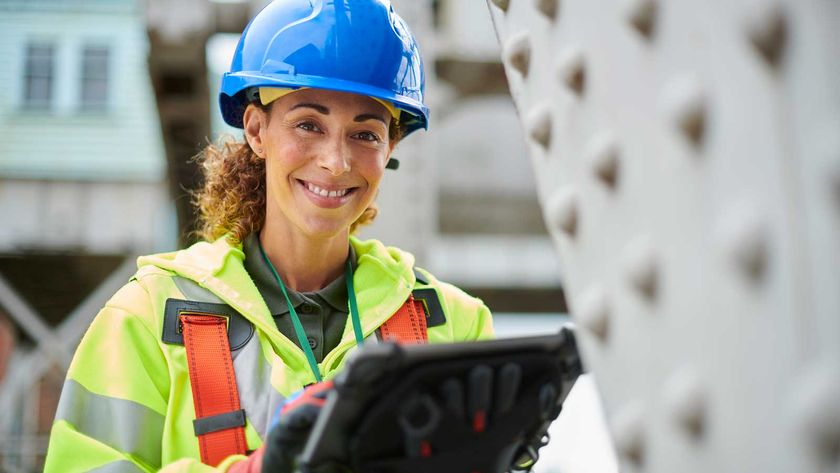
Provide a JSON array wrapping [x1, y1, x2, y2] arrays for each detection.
[[302, 181, 353, 198]]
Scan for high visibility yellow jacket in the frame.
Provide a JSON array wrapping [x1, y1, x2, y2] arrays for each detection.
[[44, 236, 494, 472]]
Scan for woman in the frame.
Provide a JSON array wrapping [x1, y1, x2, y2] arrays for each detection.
[[44, 1, 493, 471]]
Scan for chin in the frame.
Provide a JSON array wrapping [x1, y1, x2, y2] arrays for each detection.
[[297, 217, 355, 239]]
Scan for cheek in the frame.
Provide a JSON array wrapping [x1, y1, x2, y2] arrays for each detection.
[[266, 141, 308, 178], [355, 148, 388, 180], [360, 159, 386, 190]]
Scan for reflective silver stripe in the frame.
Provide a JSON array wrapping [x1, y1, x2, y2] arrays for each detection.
[[173, 276, 226, 305], [233, 332, 285, 438], [173, 275, 284, 438], [89, 460, 147, 473], [55, 379, 163, 467]]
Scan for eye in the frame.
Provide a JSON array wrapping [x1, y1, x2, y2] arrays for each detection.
[[353, 131, 381, 142], [296, 121, 321, 132]]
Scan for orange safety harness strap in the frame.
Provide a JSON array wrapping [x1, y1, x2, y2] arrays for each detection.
[[179, 290, 428, 466], [380, 294, 429, 344], [181, 314, 248, 466]]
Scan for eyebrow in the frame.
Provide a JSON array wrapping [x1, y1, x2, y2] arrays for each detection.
[[290, 102, 329, 114], [290, 102, 388, 125], [354, 113, 389, 126]]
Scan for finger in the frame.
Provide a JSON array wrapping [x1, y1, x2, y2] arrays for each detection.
[[281, 380, 333, 415], [265, 416, 315, 472], [440, 378, 465, 420], [398, 394, 441, 458], [494, 363, 522, 415], [467, 365, 493, 432], [538, 383, 561, 421], [281, 404, 323, 431], [307, 380, 335, 400]]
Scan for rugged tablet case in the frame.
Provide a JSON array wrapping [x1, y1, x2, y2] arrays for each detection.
[[300, 327, 583, 473]]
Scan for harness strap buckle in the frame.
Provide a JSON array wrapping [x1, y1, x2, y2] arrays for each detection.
[[193, 409, 246, 436]]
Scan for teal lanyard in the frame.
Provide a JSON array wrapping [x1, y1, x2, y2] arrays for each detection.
[[258, 240, 365, 382]]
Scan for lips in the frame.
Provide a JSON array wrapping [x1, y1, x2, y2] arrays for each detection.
[[304, 181, 351, 198], [297, 179, 358, 208]]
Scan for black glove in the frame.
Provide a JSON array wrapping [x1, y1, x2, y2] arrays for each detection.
[[262, 380, 333, 473], [396, 363, 523, 458], [435, 363, 558, 472]]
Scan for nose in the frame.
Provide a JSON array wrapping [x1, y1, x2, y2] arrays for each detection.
[[317, 137, 351, 176]]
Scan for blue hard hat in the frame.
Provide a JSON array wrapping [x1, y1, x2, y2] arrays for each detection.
[[220, 0, 429, 137]]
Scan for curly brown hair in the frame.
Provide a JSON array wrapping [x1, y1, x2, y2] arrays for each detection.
[[193, 103, 403, 244]]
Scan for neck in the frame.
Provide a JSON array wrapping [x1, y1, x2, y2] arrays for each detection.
[[258, 224, 349, 293]]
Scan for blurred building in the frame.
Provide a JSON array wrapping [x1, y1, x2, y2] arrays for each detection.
[[0, 0, 568, 470], [0, 0, 171, 470]]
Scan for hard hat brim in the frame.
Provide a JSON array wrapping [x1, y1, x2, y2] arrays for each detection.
[[220, 72, 429, 136]]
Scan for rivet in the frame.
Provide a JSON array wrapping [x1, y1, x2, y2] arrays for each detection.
[[546, 187, 578, 237], [731, 222, 768, 281], [792, 362, 840, 466], [612, 401, 646, 465], [664, 76, 707, 148], [623, 237, 659, 300], [505, 32, 532, 78], [557, 47, 585, 96], [746, 4, 787, 67], [587, 133, 620, 189], [575, 286, 609, 342], [527, 105, 552, 150], [624, 0, 657, 39], [490, 0, 510, 13], [717, 204, 768, 282], [535, 0, 559, 19], [664, 369, 707, 440]]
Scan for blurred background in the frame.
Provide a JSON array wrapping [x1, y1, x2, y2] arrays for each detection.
[[0, 0, 610, 471]]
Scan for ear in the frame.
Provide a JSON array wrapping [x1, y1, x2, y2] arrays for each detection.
[[385, 141, 397, 169], [388, 139, 397, 153], [243, 104, 267, 156]]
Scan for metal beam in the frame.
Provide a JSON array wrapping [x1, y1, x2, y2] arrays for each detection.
[[0, 273, 70, 368]]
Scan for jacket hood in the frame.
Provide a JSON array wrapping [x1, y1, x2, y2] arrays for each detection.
[[136, 236, 244, 282]]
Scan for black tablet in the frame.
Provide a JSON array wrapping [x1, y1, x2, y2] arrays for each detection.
[[300, 327, 583, 473]]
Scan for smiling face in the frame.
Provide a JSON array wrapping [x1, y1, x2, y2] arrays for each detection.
[[243, 88, 395, 241]]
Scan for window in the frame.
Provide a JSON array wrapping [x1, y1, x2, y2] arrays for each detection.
[[23, 43, 55, 109], [80, 45, 109, 110]]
